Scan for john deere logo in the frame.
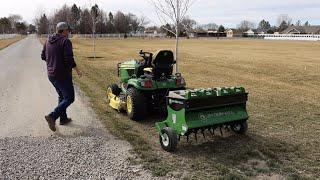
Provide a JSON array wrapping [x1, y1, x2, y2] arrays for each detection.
[[199, 111, 235, 121], [199, 114, 206, 122], [169, 99, 183, 105]]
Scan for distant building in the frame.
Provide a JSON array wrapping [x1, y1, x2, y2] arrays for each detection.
[[255, 28, 268, 35], [226, 29, 233, 38], [231, 29, 244, 37], [281, 26, 320, 34], [243, 29, 255, 37], [190, 29, 226, 38], [144, 26, 159, 34]]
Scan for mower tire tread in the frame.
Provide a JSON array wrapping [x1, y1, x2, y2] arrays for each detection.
[[126, 87, 147, 120]]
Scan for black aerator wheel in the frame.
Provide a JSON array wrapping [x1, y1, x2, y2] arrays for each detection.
[[231, 120, 248, 134], [159, 127, 178, 152]]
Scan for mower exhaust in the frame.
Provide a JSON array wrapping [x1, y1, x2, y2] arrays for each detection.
[[156, 87, 249, 152]]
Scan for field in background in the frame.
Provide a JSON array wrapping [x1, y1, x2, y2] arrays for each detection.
[[0, 36, 25, 50], [70, 38, 320, 179]]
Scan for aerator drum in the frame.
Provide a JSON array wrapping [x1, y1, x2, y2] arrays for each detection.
[[155, 87, 249, 152]]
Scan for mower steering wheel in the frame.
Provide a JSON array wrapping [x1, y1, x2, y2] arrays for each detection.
[[139, 50, 153, 66]]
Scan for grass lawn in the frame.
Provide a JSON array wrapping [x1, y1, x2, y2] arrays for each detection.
[[69, 37, 320, 179], [0, 36, 25, 50]]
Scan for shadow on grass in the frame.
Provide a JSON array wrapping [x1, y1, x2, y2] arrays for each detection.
[[175, 132, 301, 176], [86, 56, 104, 59]]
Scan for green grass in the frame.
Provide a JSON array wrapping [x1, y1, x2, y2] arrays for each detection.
[[69, 37, 320, 179]]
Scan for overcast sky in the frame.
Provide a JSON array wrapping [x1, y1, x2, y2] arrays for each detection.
[[0, 0, 319, 28]]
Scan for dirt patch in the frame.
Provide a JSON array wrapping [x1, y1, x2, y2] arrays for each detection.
[[86, 56, 104, 59]]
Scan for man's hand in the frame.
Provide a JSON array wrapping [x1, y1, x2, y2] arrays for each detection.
[[74, 67, 82, 78]]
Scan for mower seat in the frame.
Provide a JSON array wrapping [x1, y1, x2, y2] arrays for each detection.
[[152, 50, 175, 79]]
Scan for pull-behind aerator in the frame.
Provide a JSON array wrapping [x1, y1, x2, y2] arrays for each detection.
[[156, 87, 249, 152]]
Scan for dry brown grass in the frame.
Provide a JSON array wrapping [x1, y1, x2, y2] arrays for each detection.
[[0, 36, 25, 50], [69, 37, 320, 179]]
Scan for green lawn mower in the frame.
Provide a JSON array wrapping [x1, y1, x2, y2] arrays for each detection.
[[107, 50, 186, 120], [107, 50, 249, 152]]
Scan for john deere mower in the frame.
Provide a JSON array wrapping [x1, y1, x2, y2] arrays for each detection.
[[107, 50, 249, 152], [107, 50, 186, 120]]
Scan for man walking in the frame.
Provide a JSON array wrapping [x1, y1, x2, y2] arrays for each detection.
[[41, 22, 82, 131]]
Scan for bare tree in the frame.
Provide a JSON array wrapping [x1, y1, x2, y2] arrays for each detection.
[[237, 20, 255, 32], [91, 4, 99, 59], [79, 8, 93, 34], [150, 0, 194, 73], [114, 11, 127, 34], [0, 17, 11, 34], [277, 14, 292, 26], [8, 14, 22, 33], [53, 5, 72, 23], [181, 16, 197, 37], [201, 23, 218, 30], [138, 16, 150, 32]]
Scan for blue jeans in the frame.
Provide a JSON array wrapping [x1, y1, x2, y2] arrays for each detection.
[[49, 76, 75, 121]]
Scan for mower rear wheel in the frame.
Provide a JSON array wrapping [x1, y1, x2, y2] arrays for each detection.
[[231, 120, 248, 134], [126, 87, 147, 120], [108, 84, 121, 96], [159, 127, 178, 152]]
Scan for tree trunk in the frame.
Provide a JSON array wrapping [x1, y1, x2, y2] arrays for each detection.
[[92, 17, 96, 60], [175, 26, 179, 73]]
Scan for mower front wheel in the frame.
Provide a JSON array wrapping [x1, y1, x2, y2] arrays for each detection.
[[108, 84, 121, 96], [126, 87, 147, 120], [231, 120, 248, 134], [159, 127, 178, 152]]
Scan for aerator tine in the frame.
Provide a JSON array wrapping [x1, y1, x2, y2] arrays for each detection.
[[209, 127, 215, 137], [201, 129, 206, 140], [194, 129, 198, 142], [220, 126, 223, 136]]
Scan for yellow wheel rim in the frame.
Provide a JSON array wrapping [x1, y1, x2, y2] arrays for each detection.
[[127, 96, 133, 114]]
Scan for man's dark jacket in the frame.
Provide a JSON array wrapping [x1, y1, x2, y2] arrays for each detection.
[[41, 34, 76, 79]]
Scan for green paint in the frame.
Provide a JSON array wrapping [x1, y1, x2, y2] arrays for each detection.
[[156, 87, 249, 135]]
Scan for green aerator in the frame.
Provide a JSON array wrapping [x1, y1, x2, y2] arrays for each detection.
[[155, 87, 249, 152]]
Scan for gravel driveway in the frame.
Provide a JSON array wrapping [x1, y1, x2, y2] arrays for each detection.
[[0, 35, 160, 179]]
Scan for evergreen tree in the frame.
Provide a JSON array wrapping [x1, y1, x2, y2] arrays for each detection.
[[218, 25, 225, 32], [37, 14, 49, 34], [258, 19, 271, 32], [71, 4, 81, 33], [278, 21, 288, 32]]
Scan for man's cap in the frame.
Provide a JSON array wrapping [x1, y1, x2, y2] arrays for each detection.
[[56, 22, 72, 31]]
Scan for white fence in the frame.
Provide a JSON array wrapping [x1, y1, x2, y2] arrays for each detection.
[[0, 34, 18, 40], [40, 33, 167, 39], [259, 34, 320, 41]]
